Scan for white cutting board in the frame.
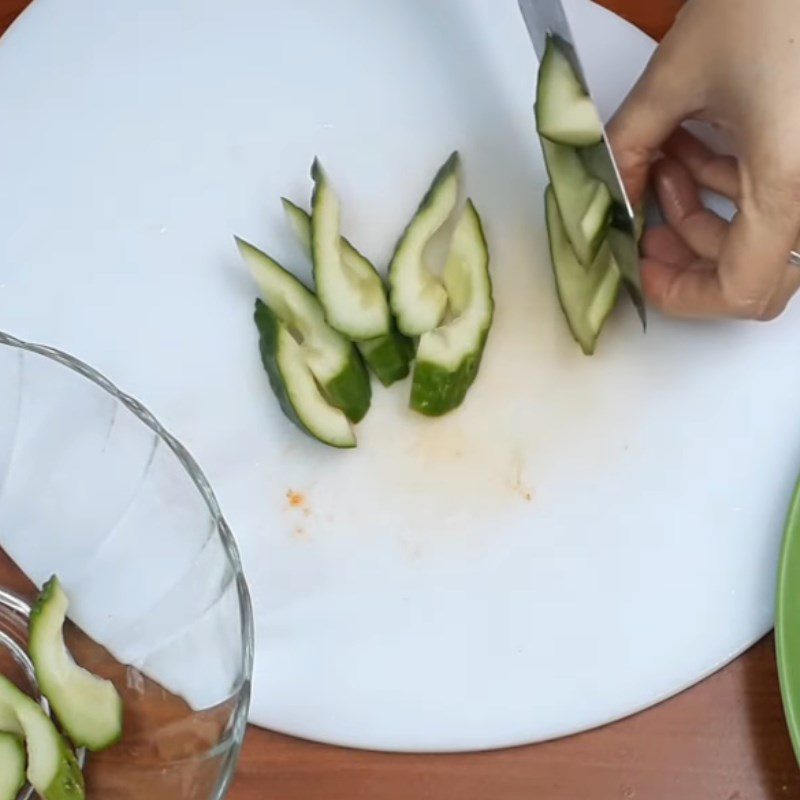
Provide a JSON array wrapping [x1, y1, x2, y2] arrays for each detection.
[[1, 0, 799, 752]]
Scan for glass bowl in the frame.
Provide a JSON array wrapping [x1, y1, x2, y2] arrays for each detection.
[[0, 332, 254, 799]]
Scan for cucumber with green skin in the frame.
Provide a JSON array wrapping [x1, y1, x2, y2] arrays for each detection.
[[282, 198, 413, 386], [540, 136, 612, 267], [581, 144, 646, 242], [536, 36, 603, 147], [309, 160, 391, 341], [254, 300, 356, 448], [0, 675, 84, 800], [357, 326, 415, 387], [237, 237, 371, 423], [544, 185, 621, 355], [0, 733, 25, 800], [389, 151, 460, 336], [29, 576, 123, 752], [411, 200, 493, 416]]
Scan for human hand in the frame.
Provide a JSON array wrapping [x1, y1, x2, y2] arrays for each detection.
[[608, 0, 800, 320]]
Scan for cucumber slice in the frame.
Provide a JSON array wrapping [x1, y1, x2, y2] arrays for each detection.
[[309, 160, 391, 341], [0, 675, 84, 800], [411, 200, 493, 416], [0, 733, 25, 800], [357, 325, 415, 387], [237, 237, 371, 423], [580, 141, 625, 207], [29, 576, 123, 752], [254, 300, 356, 448], [540, 137, 612, 266], [389, 151, 460, 336], [582, 146, 646, 240], [536, 36, 603, 147], [282, 198, 413, 386], [544, 185, 621, 355]]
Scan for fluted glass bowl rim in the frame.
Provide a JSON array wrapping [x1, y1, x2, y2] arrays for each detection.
[[0, 330, 255, 799]]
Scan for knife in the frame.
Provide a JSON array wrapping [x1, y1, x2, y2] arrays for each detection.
[[518, 0, 646, 326]]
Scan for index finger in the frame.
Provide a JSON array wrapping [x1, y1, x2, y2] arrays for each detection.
[[607, 49, 698, 202]]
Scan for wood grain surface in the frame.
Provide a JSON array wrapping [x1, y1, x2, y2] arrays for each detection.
[[2, 1, 799, 798]]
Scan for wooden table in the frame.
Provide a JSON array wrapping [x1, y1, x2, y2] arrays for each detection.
[[2, 0, 798, 797]]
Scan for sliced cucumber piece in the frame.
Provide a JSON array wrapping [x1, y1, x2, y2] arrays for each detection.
[[544, 185, 621, 355], [580, 141, 625, 207], [582, 143, 646, 239], [254, 300, 356, 448], [237, 237, 371, 423], [411, 200, 493, 416], [0, 676, 84, 800], [357, 325, 415, 387], [536, 36, 603, 147], [29, 576, 123, 752], [389, 151, 460, 336], [309, 160, 391, 340], [541, 137, 612, 266], [282, 198, 413, 386], [0, 733, 25, 800]]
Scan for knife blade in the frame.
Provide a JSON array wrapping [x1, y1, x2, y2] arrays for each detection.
[[518, 0, 646, 326]]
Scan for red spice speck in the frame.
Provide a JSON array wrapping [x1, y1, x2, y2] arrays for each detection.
[[286, 490, 305, 509]]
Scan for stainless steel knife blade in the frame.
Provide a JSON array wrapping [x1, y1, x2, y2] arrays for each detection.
[[519, 0, 646, 326]]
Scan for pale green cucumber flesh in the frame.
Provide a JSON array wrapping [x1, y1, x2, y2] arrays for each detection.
[[607, 226, 645, 323], [544, 185, 621, 355], [0, 733, 25, 800], [388, 152, 460, 336], [580, 145, 647, 325], [282, 197, 414, 386], [411, 200, 493, 416], [237, 237, 352, 385], [254, 301, 356, 447], [310, 160, 390, 340], [29, 577, 123, 752], [0, 675, 84, 800], [540, 137, 612, 266], [536, 36, 603, 147]]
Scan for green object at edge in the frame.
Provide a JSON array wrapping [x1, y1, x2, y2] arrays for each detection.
[[775, 476, 800, 766]]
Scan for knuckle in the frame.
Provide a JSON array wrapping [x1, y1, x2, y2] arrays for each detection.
[[719, 276, 772, 319]]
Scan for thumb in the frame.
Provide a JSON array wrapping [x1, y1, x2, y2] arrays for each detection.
[[607, 36, 702, 203]]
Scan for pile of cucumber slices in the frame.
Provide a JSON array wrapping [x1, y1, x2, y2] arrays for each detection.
[[0, 577, 123, 800], [537, 36, 643, 354], [237, 152, 494, 448]]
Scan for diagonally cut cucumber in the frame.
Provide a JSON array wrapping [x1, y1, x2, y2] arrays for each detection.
[[310, 160, 391, 341], [580, 141, 625, 206], [254, 300, 356, 448], [389, 152, 460, 336], [356, 326, 415, 387], [540, 137, 612, 266], [0, 675, 84, 800], [544, 185, 621, 355], [536, 36, 603, 147], [29, 576, 123, 752], [411, 200, 493, 416], [282, 198, 413, 386], [237, 237, 371, 423], [0, 733, 25, 800]]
